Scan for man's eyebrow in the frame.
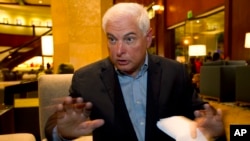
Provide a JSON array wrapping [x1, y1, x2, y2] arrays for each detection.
[[107, 33, 114, 37], [106, 32, 136, 38], [124, 32, 136, 37]]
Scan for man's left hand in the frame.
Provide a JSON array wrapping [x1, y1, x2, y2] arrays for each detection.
[[191, 104, 225, 140]]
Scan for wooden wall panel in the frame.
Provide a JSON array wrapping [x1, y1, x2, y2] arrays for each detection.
[[230, 0, 250, 61], [102, 0, 250, 60], [166, 0, 224, 27]]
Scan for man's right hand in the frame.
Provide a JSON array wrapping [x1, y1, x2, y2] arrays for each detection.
[[56, 96, 105, 139]]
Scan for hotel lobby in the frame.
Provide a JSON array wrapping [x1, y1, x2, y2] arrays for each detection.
[[0, 0, 250, 141]]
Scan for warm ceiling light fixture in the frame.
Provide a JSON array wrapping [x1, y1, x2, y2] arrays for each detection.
[[152, 5, 164, 11], [183, 39, 190, 45], [3, 18, 9, 24]]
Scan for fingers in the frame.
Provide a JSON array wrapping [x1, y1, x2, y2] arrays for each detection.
[[74, 97, 85, 114], [83, 102, 92, 118], [56, 96, 92, 119], [64, 97, 74, 114], [57, 104, 65, 119], [204, 104, 217, 116], [194, 104, 218, 118]]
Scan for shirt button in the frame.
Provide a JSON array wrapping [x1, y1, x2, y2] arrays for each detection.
[[136, 100, 141, 104], [140, 121, 144, 125]]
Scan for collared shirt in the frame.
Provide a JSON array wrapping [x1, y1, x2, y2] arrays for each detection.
[[116, 55, 148, 141]]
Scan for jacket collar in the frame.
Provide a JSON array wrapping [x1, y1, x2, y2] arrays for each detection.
[[99, 55, 162, 103]]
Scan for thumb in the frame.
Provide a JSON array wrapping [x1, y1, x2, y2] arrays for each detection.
[[82, 119, 105, 130]]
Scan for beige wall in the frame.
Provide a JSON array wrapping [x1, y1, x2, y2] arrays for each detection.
[[51, 0, 113, 72]]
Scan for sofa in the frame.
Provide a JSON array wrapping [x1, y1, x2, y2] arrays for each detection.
[[199, 60, 247, 102], [38, 74, 92, 141]]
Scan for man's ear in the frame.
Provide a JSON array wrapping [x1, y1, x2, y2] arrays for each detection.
[[146, 28, 153, 48]]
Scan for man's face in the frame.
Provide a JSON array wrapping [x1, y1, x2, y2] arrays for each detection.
[[105, 15, 152, 76]]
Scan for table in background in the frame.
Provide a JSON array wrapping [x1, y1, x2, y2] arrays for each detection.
[[0, 81, 21, 104], [0, 105, 15, 134], [14, 98, 40, 140]]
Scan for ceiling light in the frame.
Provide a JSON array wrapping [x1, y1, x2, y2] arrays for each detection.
[[152, 5, 164, 11]]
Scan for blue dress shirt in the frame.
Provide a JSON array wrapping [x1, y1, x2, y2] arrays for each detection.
[[116, 55, 148, 141]]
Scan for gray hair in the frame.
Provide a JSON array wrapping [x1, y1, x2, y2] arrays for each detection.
[[102, 3, 150, 36]]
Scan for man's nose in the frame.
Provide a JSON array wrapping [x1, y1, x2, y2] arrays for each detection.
[[116, 41, 125, 55]]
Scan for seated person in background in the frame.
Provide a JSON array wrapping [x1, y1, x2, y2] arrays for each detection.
[[212, 52, 222, 61], [57, 63, 74, 74], [204, 52, 212, 62], [45, 3, 226, 141], [45, 63, 53, 74]]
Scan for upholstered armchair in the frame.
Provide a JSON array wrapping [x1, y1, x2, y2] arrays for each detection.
[[235, 66, 250, 104], [38, 74, 92, 141], [0, 133, 36, 141], [200, 60, 247, 102]]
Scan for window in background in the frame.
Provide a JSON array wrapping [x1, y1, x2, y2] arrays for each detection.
[[174, 10, 224, 63]]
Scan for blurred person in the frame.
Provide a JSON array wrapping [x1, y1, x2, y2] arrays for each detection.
[[57, 63, 75, 74], [212, 52, 221, 61], [194, 57, 202, 74], [45, 63, 53, 74], [204, 52, 212, 62], [192, 73, 200, 93]]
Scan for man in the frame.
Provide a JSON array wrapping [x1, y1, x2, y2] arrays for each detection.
[[45, 3, 225, 141]]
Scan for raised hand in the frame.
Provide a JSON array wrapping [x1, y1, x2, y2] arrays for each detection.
[[56, 96, 104, 139], [191, 103, 225, 140]]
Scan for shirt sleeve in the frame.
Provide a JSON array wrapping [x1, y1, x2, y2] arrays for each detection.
[[52, 126, 72, 141]]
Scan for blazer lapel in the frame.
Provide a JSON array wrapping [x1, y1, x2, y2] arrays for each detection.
[[145, 55, 163, 141], [100, 59, 137, 140], [147, 55, 162, 101], [100, 59, 116, 104], [99, 59, 116, 123]]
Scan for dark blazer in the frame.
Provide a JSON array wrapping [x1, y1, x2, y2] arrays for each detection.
[[45, 54, 205, 141]]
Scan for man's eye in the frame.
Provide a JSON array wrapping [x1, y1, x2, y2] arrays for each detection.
[[108, 37, 117, 44], [125, 37, 135, 44]]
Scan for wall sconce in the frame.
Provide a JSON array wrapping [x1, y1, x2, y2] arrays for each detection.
[[244, 32, 250, 48], [188, 44, 206, 56], [152, 5, 164, 12], [46, 21, 52, 27], [32, 20, 41, 26], [41, 35, 54, 56], [3, 18, 9, 24], [16, 18, 22, 25]]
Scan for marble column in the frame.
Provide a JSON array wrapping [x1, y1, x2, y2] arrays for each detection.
[[50, 0, 112, 72]]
